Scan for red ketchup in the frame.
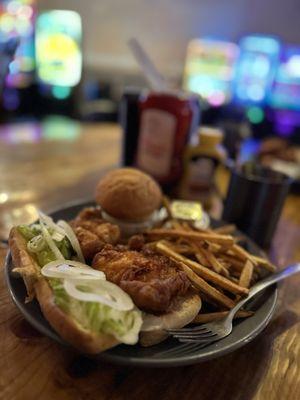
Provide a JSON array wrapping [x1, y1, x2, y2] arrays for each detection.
[[135, 91, 196, 191]]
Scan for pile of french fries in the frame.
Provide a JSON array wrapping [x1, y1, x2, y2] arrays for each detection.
[[146, 207, 276, 324]]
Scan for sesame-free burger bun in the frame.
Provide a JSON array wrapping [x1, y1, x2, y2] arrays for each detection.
[[95, 168, 162, 221]]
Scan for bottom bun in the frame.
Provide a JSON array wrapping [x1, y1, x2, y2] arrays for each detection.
[[140, 293, 202, 346], [9, 228, 119, 354]]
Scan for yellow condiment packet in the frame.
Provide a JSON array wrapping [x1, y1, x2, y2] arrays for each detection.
[[171, 200, 203, 221]]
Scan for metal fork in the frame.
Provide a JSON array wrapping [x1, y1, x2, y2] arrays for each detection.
[[167, 263, 300, 345]]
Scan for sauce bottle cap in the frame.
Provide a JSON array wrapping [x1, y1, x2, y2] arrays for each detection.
[[198, 127, 223, 147]]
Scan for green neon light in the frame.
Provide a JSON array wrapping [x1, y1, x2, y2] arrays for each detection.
[[246, 106, 264, 124]]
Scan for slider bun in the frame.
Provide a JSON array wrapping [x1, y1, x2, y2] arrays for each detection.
[[95, 168, 162, 221], [9, 228, 119, 354], [140, 293, 201, 346]]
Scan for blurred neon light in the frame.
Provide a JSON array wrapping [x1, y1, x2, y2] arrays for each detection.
[[246, 106, 264, 124], [0, 0, 36, 88], [36, 10, 82, 87], [2, 123, 41, 143], [0, 0, 35, 88], [247, 84, 264, 101], [286, 55, 300, 77], [17, 5, 33, 19], [42, 116, 81, 141], [273, 110, 300, 137], [208, 91, 226, 106], [270, 46, 300, 110], [183, 38, 239, 106], [2, 87, 20, 110], [234, 35, 280, 105], [52, 85, 71, 99], [7, 1, 21, 14]]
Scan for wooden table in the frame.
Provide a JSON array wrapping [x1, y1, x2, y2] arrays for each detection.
[[1, 122, 300, 400]]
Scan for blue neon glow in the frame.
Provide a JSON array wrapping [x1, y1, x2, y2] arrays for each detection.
[[270, 45, 300, 110], [0, 0, 36, 88], [233, 35, 281, 105]]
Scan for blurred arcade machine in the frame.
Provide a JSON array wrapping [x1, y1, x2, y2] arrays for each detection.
[[183, 34, 300, 159], [0, 1, 82, 120]]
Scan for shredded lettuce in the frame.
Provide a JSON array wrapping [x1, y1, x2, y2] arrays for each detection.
[[18, 224, 72, 266], [18, 224, 42, 241], [50, 279, 142, 344], [17, 223, 142, 345]]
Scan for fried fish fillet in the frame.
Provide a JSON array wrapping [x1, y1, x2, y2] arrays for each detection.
[[92, 245, 191, 314], [71, 207, 120, 260]]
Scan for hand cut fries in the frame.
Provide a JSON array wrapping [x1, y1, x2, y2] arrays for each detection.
[[213, 224, 237, 235], [157, 242, 249, 296], [147, 220, 275, 324], [147, 229, 235, 246], [238, 260, 254, 289], [165, 254, 236, 309]]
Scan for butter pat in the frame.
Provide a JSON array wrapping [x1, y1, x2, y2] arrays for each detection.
[[171, 200, 203, 221]]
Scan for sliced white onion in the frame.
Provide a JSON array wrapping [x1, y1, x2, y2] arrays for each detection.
[[39, 211, 66, 237], [41, 260, 106, 281], [63, 279, 134, 311], [39, 219, 65, 261], [52, 231, 65, 242], [57, 220, 85, 263]]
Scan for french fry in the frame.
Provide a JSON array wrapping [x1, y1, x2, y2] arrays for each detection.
[[156, 242, 249, 295], [199, 244, 230, 277], [238, 260, 254, 289], [148, 229, 235, 246], [195, 251, 210, 267], [171, 220, 182, 229], [189, 242, 211, 267], [192, 310, 254, 323], [218, 259, 231, 270], [181, 221, 192, 230], [218, 254, 245, 272], [143, 213, 274, 322], [165, 257, 236, 309], [231, 244, 258, 266], [236, 260, 254, 301], [251, 255, 276, 272], [213, 224, 236, 235], [169, 243, 194, 255], [230, 276, 240, 284], [230, 270, 243, 279], [207, 242, 222, 253]]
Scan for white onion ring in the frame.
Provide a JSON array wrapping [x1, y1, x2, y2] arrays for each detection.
[[39, 219, 65, 261], [39, 211, 65, 237], [63, 279, 134, 311], [57, 220, 85, 263], [41, 260, 105, 280]]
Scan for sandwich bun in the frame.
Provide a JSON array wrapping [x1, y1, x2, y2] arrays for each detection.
[[140, 293, 202, 346], [95, 168, 162, 221], [9, 228, 201, 351], [9, 228, 118, 354]]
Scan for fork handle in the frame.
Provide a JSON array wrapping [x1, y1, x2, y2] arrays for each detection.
[[228, 263, 300, 322]]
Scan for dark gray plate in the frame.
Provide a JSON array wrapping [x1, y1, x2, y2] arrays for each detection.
[[5, 201, 277, 367]]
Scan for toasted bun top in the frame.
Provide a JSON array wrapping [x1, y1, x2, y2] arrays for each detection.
[[95, 168, 162, 221]]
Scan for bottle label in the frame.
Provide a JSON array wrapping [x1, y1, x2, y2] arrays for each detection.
[[188, 158, 215, 189], [136, 109, 176, 178]]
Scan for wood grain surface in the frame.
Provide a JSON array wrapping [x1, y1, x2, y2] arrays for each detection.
[[0, 123, 300, 400]]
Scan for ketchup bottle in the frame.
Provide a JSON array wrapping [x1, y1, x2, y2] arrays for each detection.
[[135, 91, 198, 192]]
